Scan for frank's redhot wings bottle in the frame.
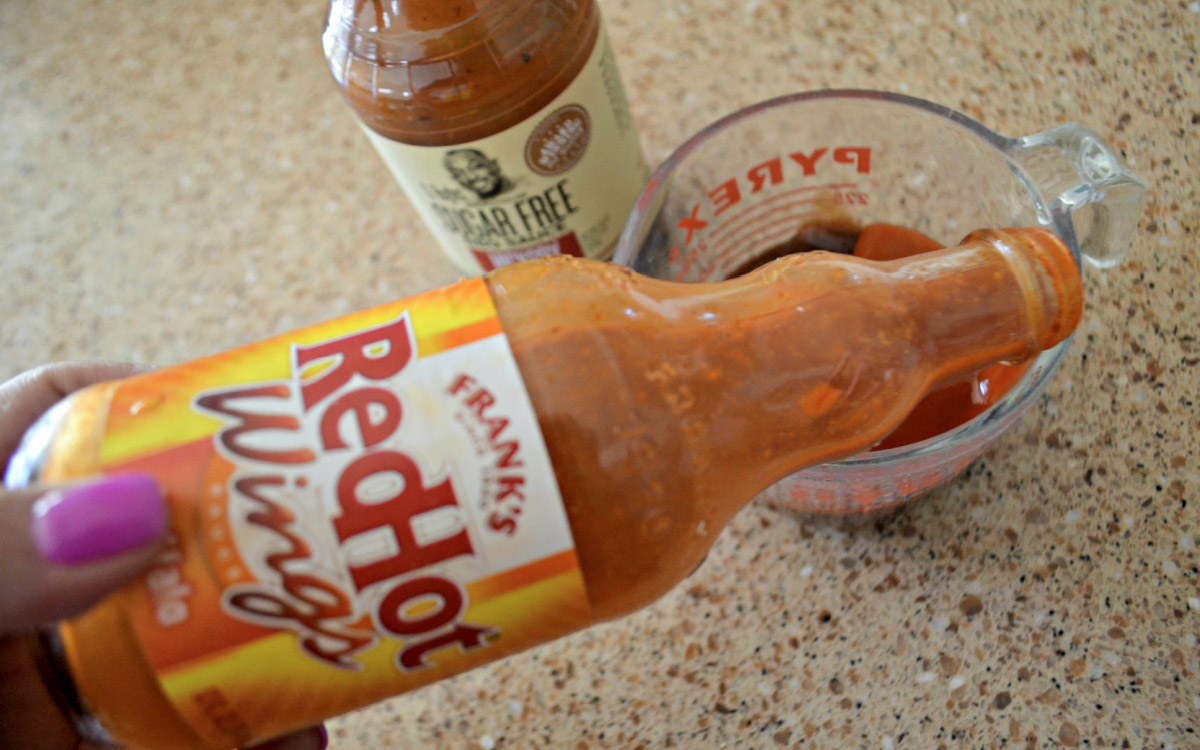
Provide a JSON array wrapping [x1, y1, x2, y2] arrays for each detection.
[[7, 228, 1081, 748], [323, 0, 650, 274]]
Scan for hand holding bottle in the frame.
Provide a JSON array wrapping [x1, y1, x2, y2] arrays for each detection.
[[0, 363, 328, 750]]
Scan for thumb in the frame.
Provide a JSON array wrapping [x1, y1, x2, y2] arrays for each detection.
[[0, 474, 168, 633]]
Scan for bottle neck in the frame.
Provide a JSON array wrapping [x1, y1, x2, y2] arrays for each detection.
[[892, 227, 1081, 391], [706, 226, 1080, 483]]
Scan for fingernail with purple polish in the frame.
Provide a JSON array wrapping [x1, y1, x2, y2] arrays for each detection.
[[316, 725, 329, 750], [31, 474, 168, 564]]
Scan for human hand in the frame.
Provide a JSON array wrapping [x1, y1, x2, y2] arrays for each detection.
[[0, 363, 328, 750]]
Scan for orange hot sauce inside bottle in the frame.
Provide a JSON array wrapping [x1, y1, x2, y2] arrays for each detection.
[[323, 0, 649, 274], [12, 228, 1081, 748], [852, 223, 1034, 450]]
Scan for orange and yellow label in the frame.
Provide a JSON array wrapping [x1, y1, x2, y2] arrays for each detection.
[[93, 279, 587, 746]]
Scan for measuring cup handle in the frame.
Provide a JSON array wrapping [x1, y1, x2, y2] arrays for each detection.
[[1008, 124, 1147, 269]]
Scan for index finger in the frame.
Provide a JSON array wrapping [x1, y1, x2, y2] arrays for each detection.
[[0, 362, 145, 467]]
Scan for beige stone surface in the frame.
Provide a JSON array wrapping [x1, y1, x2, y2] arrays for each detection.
[[1, 0, 1197, 748]]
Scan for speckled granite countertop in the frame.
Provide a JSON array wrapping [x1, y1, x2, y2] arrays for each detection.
[[2, 1, 1196, 748]]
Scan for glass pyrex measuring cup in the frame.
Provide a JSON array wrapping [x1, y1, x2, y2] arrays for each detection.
[[613, 89, 1145, 513]]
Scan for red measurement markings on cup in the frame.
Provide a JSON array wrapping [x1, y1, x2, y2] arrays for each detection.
[[673, 147, 872, 247], [668, 184, 871, 282], [705, 183, 858, 249], [666, 146, 873, 282], [705, 184, 866, 264]]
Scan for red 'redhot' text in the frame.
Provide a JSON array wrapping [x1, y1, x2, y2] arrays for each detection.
[[197, 313, 495, 671]]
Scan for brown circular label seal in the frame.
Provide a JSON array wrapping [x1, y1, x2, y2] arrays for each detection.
[[525, 105, 591, 177]]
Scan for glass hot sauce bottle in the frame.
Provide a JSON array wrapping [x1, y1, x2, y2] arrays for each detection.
[[323, 0, 650, 275], [7, 228, 1081, 748]]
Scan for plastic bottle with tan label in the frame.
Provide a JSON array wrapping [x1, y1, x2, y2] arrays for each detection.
[[323, 0, 650, 274]]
